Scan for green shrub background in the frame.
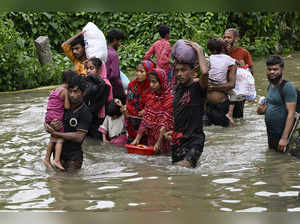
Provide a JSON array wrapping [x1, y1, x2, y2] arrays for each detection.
[[1, 12, 299, 91]]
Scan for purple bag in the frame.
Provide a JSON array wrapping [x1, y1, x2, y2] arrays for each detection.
[[172, 39, 198, 64]]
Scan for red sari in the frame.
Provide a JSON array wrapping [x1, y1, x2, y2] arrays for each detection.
[[126, 60, 155, 141], [138, 68, 174, 153]]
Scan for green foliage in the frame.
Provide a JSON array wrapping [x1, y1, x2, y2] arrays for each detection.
[[1, 12, 299, 91]]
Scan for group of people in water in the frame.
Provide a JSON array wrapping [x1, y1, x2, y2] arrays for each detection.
[[43, 24, 298, 172]]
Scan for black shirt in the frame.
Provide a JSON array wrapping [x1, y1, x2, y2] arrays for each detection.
[[173, 82, 207, 136], [61, 103, 92, 161]]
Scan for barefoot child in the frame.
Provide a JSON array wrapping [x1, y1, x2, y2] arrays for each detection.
[[207, 37, 237, 125], [44, 70, 76, 170], [99, 99, 128, 147]]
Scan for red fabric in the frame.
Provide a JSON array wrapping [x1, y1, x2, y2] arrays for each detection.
[[229, 47, 253, 67], [126, 60, 155, 140], [138, 68, 174, 153], [144, 38, 172, 74]]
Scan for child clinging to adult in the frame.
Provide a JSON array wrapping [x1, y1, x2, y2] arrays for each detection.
[[207, 37, 237, 125], [44, 70, 76, 170], [99, 98, 128, 147]]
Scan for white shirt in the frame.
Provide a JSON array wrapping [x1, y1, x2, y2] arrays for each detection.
[[208, 54, 236, 84], [99, 115, 126, 138]]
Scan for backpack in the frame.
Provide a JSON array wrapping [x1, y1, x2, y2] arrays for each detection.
[[268, 80, 300, 113]]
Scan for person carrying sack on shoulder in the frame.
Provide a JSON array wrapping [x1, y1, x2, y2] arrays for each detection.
[[257, 55, 297, 152]]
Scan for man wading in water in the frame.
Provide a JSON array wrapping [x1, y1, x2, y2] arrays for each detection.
[[165, 41, 208, 168], [45, 76, 92, 171]]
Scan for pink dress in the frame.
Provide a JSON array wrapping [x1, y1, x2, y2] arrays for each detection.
[[45, 88, 65, 132], [98, 63, 113, 119]]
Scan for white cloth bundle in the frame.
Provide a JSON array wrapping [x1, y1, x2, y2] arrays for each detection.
[[83, 22, 107, 62]]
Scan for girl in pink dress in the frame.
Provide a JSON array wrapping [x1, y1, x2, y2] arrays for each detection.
[[44, 70, 76, 170]]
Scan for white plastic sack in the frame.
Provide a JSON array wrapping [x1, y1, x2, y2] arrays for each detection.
[[233, 67, 256, 101], [83, 22, 107, 62], [120, 71, 130, 91]]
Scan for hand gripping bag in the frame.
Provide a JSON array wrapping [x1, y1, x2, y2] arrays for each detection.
[[83, 22, 107, 62], [171, 39, 199, 65]]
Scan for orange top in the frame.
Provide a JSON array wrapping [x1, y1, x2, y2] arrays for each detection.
[[229, 47, 253, 67], [61, 43, 86, 76]]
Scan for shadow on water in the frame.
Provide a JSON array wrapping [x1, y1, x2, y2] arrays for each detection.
[[0, 53, 300, 212]]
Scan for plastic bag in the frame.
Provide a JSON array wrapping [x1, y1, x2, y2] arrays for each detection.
[[171, 39, 199, 65], [120, 71, 130, 91], [233, 67, 256, 101], [83, 22, 107, 62]]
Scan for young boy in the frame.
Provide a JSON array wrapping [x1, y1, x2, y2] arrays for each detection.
[[144, 25, 172, 81]]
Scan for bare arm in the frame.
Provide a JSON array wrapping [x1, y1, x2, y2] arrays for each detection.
[[279, 102, 296, 152], [208, 64, 237, 92], [46, 124, 87, 143], [184, 40, 209, 89], [62, 88, 70, 110], [256, 102, 267, 115], [62, 31, 84, 47]]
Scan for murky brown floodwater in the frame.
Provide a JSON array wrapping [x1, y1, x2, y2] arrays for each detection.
[[0, 53, 300, 213]]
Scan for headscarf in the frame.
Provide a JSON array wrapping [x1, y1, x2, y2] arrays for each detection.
[[139, 68, 174, 133], [126, 60, 155, 117]]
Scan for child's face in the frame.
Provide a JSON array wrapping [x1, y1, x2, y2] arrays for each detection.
[[114, 98, 122, 107], [136, 64, 147, 82], [85, 61, 97, 76], [149, 74, 161, 92]]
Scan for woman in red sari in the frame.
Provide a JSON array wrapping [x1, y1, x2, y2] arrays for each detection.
[[126, 60, 155, 142], [131, 68, 174, 153]]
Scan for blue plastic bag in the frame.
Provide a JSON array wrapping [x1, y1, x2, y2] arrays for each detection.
[[120, 71, 130, 91]]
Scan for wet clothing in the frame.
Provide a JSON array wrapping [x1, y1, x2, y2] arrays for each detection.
[[172, 81, 207, 167], [84, 75, 110, 141], [144, 38, 171, 74], [206, 99, 230, 127], [45, 88, 65, 132], [265, 81, 297, 149], [61, 103, 92, 170], [138, 69, 174, 153], [99, 115, 128, 147], [106, 46, 126, 102], [126, 60, 154, 141], [61, 43, 86, 76]]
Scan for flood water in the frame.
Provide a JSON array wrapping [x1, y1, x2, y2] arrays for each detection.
[[0, 53, 300, 213]]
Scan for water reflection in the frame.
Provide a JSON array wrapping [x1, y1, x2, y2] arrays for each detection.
[[0, 53, 300, 212]]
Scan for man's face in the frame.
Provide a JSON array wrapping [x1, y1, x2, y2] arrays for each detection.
[[224, 30, 236, 47], [68, 86, 83, 105], [72, 44, 85, 60], [267, 64, 284, 81], [112, 39, 121, 50], [175, 63, 193, 85]]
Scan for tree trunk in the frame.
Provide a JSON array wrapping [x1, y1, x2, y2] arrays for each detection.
[[34, 36, 53, 65]]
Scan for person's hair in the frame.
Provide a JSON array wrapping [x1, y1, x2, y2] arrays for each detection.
[[87, 57, 102, 72], [107, 99, 122, 117], [70, 35, 85, 47], [107, 29, 125, 43], [207, 37, 223, 54], [266, 55, 285, 68], [148, 70, 160, 82], [68, 75, 88, 92], [62, 70, 77, 84], [226, 28, 239, 38], [175, 60, 195, 70], [158, 24, 170, 38]]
